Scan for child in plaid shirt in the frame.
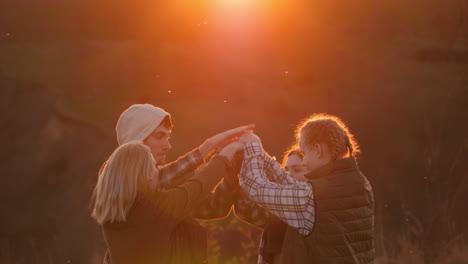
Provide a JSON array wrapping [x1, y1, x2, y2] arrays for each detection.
[[237, 114, 374, 263]]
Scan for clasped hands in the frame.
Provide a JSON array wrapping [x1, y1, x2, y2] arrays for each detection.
[[218, 132, 261, 162], [196, 124, 261, 177]]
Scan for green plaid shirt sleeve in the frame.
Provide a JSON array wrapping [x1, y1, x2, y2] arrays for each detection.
[[157, 149, 204, 188], [240, 142, 315, 236]]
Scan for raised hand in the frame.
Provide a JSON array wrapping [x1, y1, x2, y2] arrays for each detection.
[[238, 132, 261, 145], [199, 124, 254, 157], [215, 141, 244, 187], [218, 141, 245, 162]]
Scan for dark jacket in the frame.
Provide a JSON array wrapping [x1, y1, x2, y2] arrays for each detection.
[[281, 157, 375, 264], [261, 219, 288, 263], [233, 193, 287, 264], [102, 156, 230, 264]]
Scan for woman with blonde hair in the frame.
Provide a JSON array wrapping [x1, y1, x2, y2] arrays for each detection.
[[92, 140, 241, 264]]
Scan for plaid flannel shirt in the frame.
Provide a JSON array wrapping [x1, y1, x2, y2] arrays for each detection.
[[240, 142, 315, 236], [157, 149, 205, 188]]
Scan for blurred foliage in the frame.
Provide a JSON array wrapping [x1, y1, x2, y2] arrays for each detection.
[[200, 215, 261, 264]]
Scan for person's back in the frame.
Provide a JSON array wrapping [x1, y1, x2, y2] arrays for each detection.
[[103, 194, 207, 264], [281, 157, 374, 264], [103, 195, 175, 264]]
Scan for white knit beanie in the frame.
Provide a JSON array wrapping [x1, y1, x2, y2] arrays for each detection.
[[116, 104, 170, 145]]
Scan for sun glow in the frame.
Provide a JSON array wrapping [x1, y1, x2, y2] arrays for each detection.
[[218, 0, 257, 10]]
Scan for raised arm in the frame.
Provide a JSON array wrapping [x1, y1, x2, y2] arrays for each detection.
[[157, 148, 204, 188], [240, 141, 315, 236], [191, 142, 246, 220], [157, 124, 254, 189], [239, 133, 297, 185], [259, 150, 298, 185], [148, 156, 229, 220], [192, 157, 239, 220]]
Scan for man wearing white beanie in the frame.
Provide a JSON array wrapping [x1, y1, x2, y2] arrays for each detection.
[[103, 103, 253, 264], [116, 104, 172, 165], [116, 104, 170, 151], [115, 103, 252, 187]]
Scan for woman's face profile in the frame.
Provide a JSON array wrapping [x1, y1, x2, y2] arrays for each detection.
[[285, 154, 307, 182]]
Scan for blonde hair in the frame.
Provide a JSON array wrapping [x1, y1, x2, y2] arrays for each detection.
[[92, 141, 155, 224], [296, 113, 360, 160]]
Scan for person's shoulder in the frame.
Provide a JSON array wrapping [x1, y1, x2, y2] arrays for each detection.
[[128, 193, 167, 221]]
